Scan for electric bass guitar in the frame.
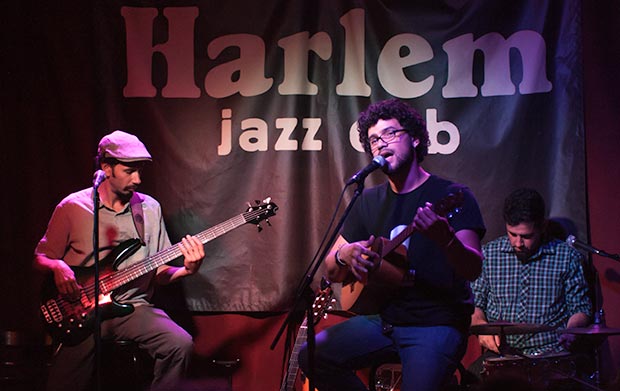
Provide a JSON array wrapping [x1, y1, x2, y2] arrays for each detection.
[[280, 277, 334, 391], [40, 198, 278, 346], [341, 191, 464, 314]]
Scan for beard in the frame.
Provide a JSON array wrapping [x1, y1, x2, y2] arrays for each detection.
[[381, 148, 415, 175], [514, 247, 534, 262], [515, 250, 528, 262], [114, 186, 136, 203]]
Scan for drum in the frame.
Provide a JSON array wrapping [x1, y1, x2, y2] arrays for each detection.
[[482, 355, 525, 379], [482, 352, 577, 388]]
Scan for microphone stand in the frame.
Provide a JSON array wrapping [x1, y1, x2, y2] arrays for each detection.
[[92, 181, 103, 391], [557, 240, 609, 390], [271, 179, 366, 391], [589, 249, 619, 262], [588, 252, 609, 390], [568, 235, 620, 262]]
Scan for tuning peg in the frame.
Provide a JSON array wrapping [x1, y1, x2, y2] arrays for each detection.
[[257, 223, 263, 232]]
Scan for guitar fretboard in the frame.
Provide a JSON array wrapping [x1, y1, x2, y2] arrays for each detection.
[[280, 317, 308, 391], [94, 208, 268, 296]]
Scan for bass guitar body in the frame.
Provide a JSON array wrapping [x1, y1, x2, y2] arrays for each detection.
[[40, 239, 142, 346]]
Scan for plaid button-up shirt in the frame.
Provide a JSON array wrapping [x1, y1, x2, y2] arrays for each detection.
[[472, 236, 592, 355]]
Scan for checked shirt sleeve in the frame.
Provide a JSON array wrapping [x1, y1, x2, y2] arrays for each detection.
[[562, 246, 593, 318]]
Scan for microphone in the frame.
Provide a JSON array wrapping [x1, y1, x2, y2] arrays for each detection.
[[566, 235, 620, 260], [566, 235, 602, 255], [345, 155, 386, 185], [93, 170, 106, 188]]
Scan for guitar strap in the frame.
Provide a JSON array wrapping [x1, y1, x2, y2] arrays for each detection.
[[130, 192, 146, 245]]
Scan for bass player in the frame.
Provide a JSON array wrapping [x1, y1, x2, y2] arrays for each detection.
[[34, 130, 205, 391]]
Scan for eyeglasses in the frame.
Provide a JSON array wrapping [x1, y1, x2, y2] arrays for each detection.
[[368, 129, 407, 149]]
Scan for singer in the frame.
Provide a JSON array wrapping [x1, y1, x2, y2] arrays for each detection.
[[299, 98, 486, 391], [33, 130, 206, 391], [468, 188, 592, 386]]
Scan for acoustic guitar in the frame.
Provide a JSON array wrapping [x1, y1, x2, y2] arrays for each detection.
[[341, 191, 464, 314]]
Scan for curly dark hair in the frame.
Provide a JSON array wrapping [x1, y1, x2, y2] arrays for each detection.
[[357, 98, 429, 162], [502, 188, 546, 228]]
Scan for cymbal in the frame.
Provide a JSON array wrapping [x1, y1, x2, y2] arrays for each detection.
[[470, 321, 556, 335], [562, 324, 620, 336]]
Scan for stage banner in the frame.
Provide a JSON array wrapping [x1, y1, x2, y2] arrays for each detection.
[[87, 0, 584, 311]]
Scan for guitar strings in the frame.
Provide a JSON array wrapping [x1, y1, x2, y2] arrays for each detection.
[[61, 207, 271, 306]]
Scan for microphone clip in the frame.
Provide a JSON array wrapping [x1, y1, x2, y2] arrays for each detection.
[[93, 170, 106, 188]]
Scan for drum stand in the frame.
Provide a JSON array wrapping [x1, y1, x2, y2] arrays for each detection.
[[565, 235, 620, 389], [499, 349, 604, 391], [543, 359, 603, 391]]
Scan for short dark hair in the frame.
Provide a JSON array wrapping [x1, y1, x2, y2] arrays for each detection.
[[502, 188, 546, 227], [95, 155, 146, 170], [357, 98, 429, 162], [96, 155, 119, 167]]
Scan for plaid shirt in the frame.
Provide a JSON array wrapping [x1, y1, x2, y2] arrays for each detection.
[[472, 236, 592, 355]]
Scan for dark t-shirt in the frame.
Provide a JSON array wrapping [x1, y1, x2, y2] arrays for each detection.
[[341, 175, 486, 330]]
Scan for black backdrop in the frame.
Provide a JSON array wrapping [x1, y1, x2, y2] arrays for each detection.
[[2, 0, 587, 315], [4, 0, 620, 383]]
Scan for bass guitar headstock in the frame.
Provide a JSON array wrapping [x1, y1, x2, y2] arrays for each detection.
[[244, 197, 278, 230]]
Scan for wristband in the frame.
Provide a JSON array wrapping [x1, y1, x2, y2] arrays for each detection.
[[334, 250, 348, 267]]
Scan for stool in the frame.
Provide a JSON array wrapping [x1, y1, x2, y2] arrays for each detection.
[[100, 339, 153, 390], [209, 359, 240, 391], [1, 330, 51, 391], [369, 352, 402, 391], [369, 352, 469, 391]]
